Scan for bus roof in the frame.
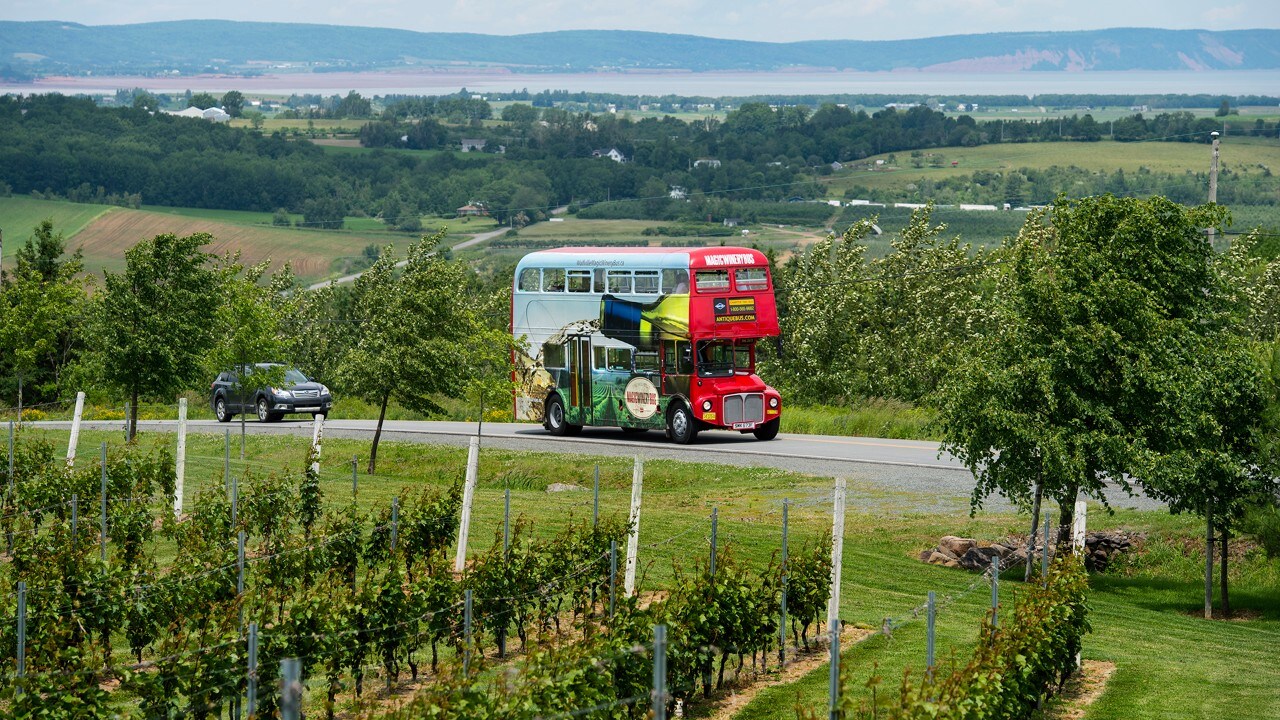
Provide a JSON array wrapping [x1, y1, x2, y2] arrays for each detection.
[[517, 246, 769, 271]]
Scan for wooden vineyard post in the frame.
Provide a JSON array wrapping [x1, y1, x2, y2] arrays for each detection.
[[66, 391, 86, 468], [455, 437, 479, 572], [625, 456, 643, 597], [174, 397, 187, 518], [828, 478, 846, 629]]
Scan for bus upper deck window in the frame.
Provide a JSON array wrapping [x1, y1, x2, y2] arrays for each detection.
[[543, 268, 566, 292], [695, 270, 730, 293], [634, 271, 660, 294], [663, 269, 689, 294], [607, 270, 633, 294], [567, 269, 592, 293], [734, 267, 769, 292], [518, 268, 541, 292]]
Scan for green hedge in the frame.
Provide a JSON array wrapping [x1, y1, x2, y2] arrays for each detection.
[[883, 556, 1091, 719]]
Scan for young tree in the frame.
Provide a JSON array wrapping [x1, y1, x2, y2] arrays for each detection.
[[92, 233, 222, 440], [339, 231, 511, 472], [935, 195, 1254, 546], [0, 221, 90, 414]]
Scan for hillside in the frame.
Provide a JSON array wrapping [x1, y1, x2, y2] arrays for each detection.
[[2, 22, 1279, 78]]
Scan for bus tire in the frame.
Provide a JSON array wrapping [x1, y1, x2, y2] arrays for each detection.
[[753, 418, 780, 441], [668, 402, 698, 445], [544, 395, 569, 436]]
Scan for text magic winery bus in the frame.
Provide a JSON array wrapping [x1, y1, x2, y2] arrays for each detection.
[[512, 247, 782, 444]]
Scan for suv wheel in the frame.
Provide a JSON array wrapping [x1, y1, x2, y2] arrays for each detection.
[[256, 397, 276, 423], [214, 396, 232, 423]]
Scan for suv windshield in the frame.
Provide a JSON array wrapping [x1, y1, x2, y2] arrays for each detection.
[[245, 365, 309, 385]]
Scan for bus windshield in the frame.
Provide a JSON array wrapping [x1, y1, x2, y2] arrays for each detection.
[[695, 340, 754, 378]]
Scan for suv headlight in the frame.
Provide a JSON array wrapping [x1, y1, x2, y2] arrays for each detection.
[[320, 385, 330, 396], [272, 387, 292, 398]]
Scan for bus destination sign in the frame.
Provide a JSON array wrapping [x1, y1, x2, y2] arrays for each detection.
[[713, 296, 756, 323]]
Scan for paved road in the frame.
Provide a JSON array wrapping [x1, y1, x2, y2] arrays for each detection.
[[54, 419, 1164, 513], [305, 226, 510, 290]]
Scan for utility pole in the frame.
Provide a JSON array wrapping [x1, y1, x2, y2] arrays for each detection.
[[1208, 131, 1220, 244]]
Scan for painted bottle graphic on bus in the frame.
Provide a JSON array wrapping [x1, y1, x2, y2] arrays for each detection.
[[598, 294, 690, 351]]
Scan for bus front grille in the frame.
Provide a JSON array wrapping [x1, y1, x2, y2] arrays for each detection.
[[723, 393, 765, 425]]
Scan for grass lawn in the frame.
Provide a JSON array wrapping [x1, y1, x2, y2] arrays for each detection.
[[0, 196, 117, 265], [14, 425, 1279, 719], [820, 138, 1280, 197]]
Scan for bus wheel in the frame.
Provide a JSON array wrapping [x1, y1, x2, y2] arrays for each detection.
[[753, 419, 780, 441], [544, 395, 569, 436], [668, 402, 698, 445]]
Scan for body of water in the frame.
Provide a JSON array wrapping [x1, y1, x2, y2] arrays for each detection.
[[3, 69, 1278, 98]]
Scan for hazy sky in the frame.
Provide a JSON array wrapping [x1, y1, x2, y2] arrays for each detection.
[[4, 0, 1279, 42]]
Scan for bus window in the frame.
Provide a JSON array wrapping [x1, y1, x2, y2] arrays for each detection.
[[695, 270, 730, 293], [518, 268, 541, 292], [543, 268, 566, 292], [695, 340, 735, 377], [634, 271, 660, 294], [635, 351, 659, 373], [542, 341, 566, 369], [567, 269, 592, 293], [662, 339, 692, 375], [734, 267, 770, 292], [607, 270, 633, 294], [663, 269, 689, 294], [593, 268, 606, 293], [733, 342, 754, 373]]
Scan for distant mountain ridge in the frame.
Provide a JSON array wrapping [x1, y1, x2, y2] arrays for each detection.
[[2, 21, 1279, 77]]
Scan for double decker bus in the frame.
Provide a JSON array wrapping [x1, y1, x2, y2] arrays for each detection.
[[511, 247, 782, 443]]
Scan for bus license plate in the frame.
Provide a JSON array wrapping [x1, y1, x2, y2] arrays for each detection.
[[733, 422, 755, 430]]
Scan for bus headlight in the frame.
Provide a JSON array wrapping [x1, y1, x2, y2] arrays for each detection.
[[701, 399, 713, 411], [768, 397, 779, 408]]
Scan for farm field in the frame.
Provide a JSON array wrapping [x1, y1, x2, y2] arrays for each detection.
[[12, 425, 1280, 719], [0, 198, 501, 283], [820, 138, 1280, 197]]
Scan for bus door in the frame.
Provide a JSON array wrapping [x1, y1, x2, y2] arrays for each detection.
[[567, 335, 593, 424]]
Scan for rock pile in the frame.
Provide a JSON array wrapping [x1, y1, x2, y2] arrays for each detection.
[[919, 531, 1143, 573]]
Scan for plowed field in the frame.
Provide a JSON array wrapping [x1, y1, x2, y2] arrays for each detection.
[[68, 207, 407, 282]]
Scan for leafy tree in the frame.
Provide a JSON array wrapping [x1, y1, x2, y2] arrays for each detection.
[[220, 90, 245, 117], [338, 231, 511, 472], [190, 92, 219, 109], [91, 232, 222, 439], [0, 221, 89, 412], [501, 103, 538, 124], [935, 195, 1262, 547]]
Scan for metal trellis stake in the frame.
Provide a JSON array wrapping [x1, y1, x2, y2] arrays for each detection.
[[280, 658, 301, 720], [16, 581, 26, 695], [464, 589, 473, 676], [991, 555, 1000, 628], [652, 624, 668, 720], [709, 507, 718, 579], [247, 622, 259, 717], [828, 617, 841, 720], [71, 493, 78, 549], [1042, 516, 1051, 583], [238, 531, 246, 595], [351, 456, 358, 498], [609, 539, 617, 620], [391, 497, 399, 552], [100, 443, 108, 562], [926, 590, 936, 673], [593, 464, 599, 526], [780, 498, 789, 668], [224, 429, 231, 495]]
